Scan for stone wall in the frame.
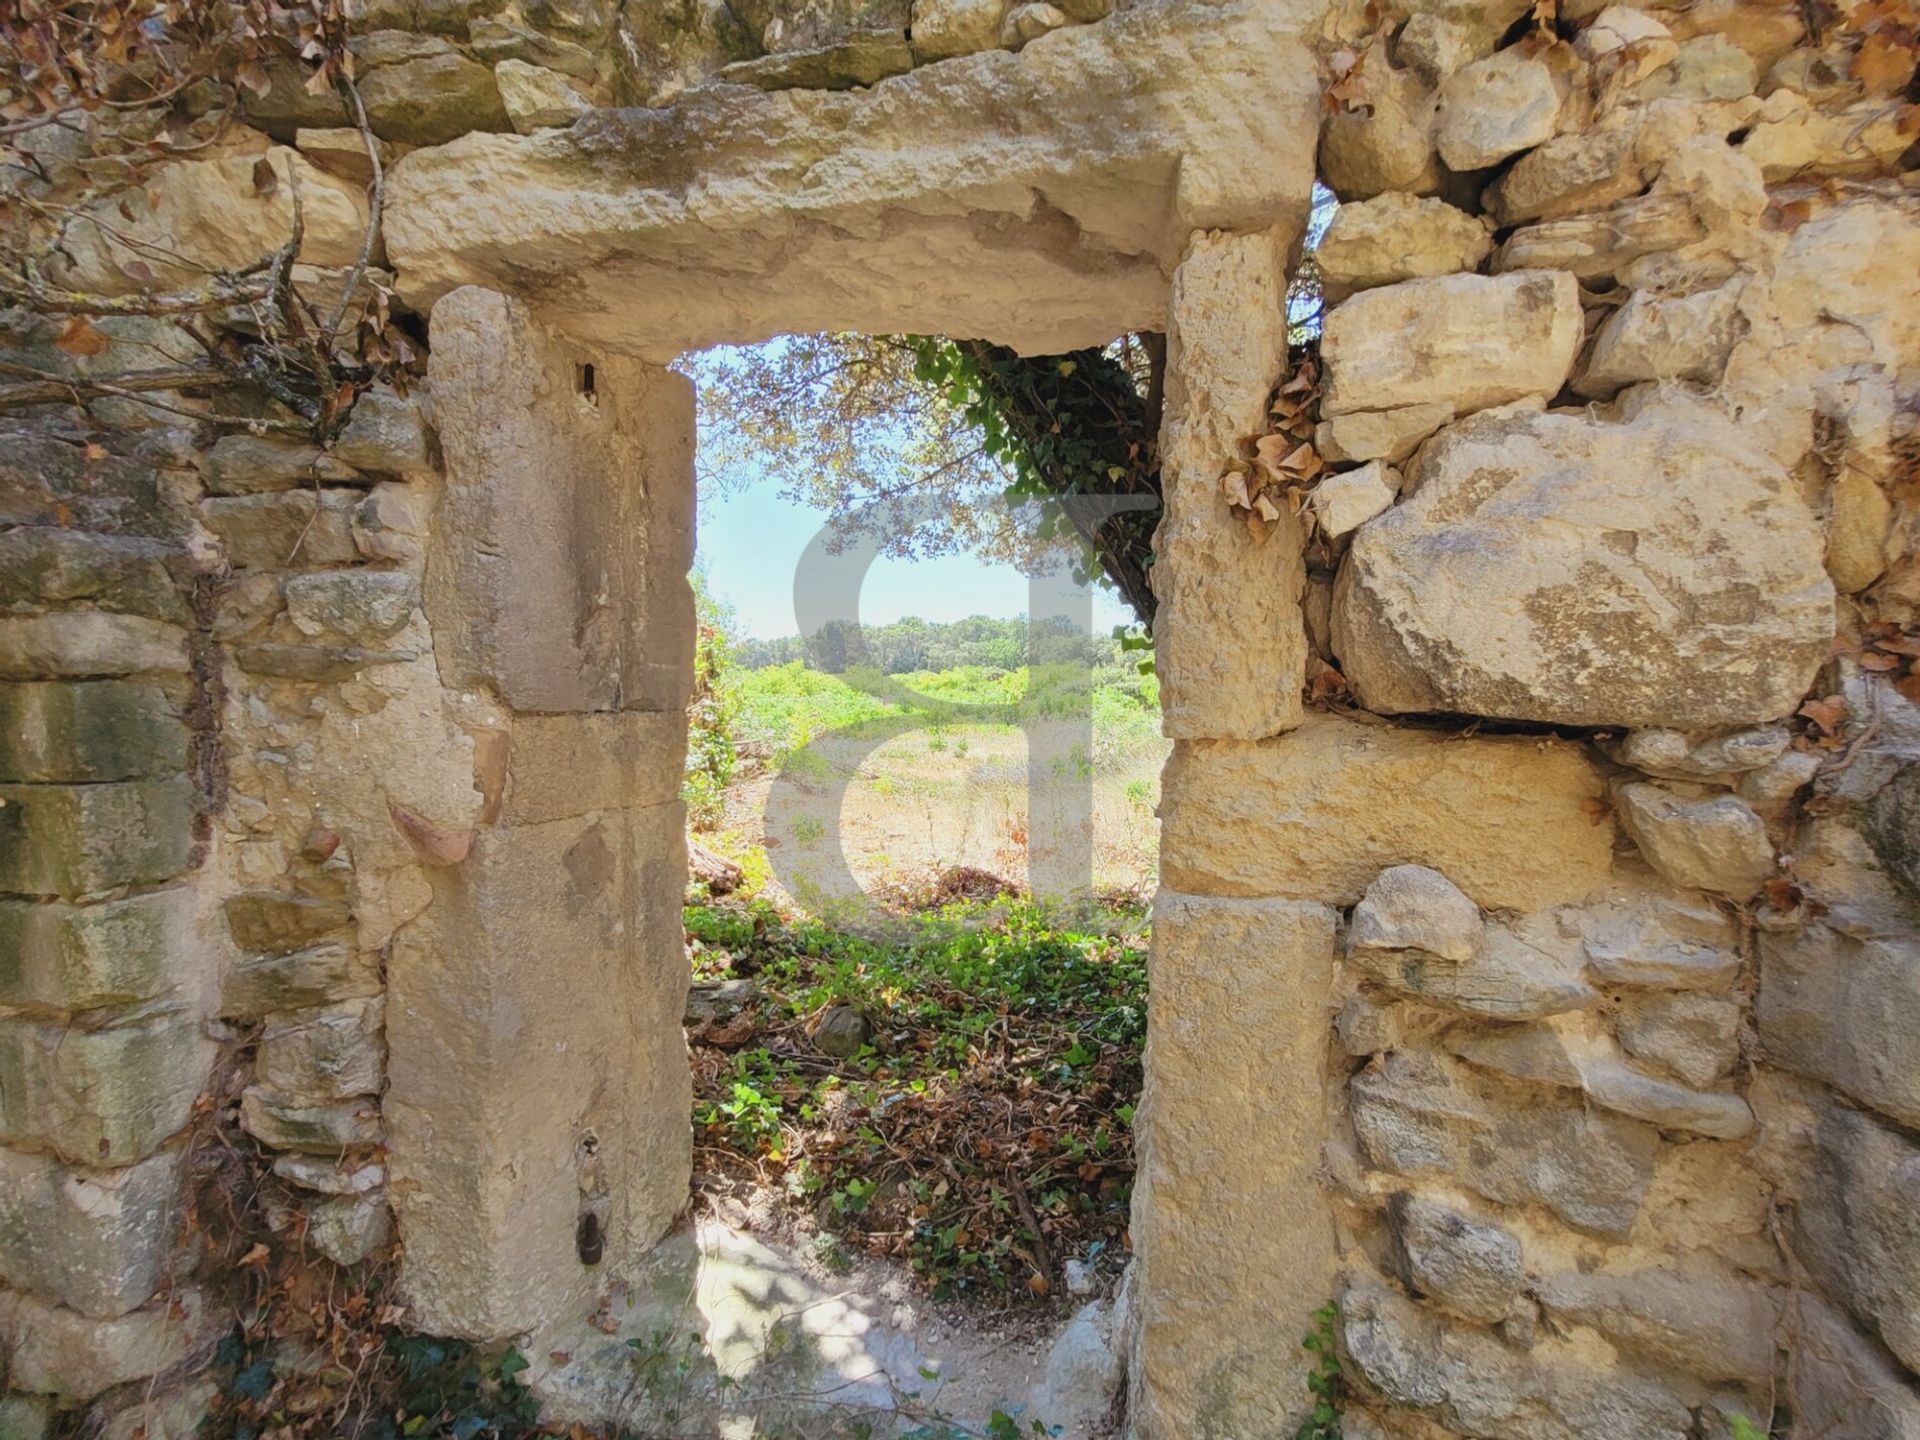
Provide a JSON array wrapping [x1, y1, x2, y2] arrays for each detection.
[[2, 0, 1917, 1436], [1134, 0, 1920, 1435]]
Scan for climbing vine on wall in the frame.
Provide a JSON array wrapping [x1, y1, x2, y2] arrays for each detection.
[[905, 334, 1164, 626]]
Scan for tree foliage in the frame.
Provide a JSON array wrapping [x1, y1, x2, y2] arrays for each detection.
[[735, 612, 1109, 675], [691, 329, 1165, 627]]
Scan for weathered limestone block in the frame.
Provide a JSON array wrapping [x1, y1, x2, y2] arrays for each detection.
[[0, 1010, 210, 1166], [1386, 1192, 1523, 1324], [1488, 125, 1647, 225], [1315, 403, 1453, 465], [223, 891, 351, 955], [1739, 96, 1916, 182], [359, 47, 511, 146], [0, 434, 177, 540], [307, 1193, 393, 1266], [272, 1153, 385, 1196], [1578, 888, 1740, 989], [332, 387, 436, 476], [51, 145, 368, 295], [1434, 49, 1562, 170], [1761, 199, 1920, 378], [1786, 1300, 1920, 1440], [1497, 192, 1705, 279], [1333, 390, 1834, 728], [732, 0, 911, 53], [1354, 911, 1598, 1020], [1759, 924, 1920, 1128], [499, 710, 687, 824], [717, 29, 914, 88], [495, 60, 594, 133], [1575, 5, 1674, 65], [200, 436, 360, 495], [0, 613, 188, 680], [283, 570, 421, 644], [1617, 991, 1741, 1087], [1314, 193, 1491, 300], [1788, 1101, 1920, 1374], [351, 481, 430, 565], [223, 943, 382, 1019], [1740, 749, 1823, 811], [1447, 1020, 1755, 1138], [231, 643, 414, 683], [0, 777, 195, 897], [0, 530, 187, 622], [0, 1395, 52, 1439], [1637, 33, 1757, 100], [386, 3, 1324, 357], [199, 491, 360, 571], [0, 1287, 216, 1401], [387, 801, 689, 1339], [1337, 990, 1408, 1057], [1534, 1270, 1783, 1383], [1320, 272, 1581, 417], [1349, 1048, 1659, 1236], [520, 0, 616, 42], [1349, 865, 1483, 962], [1128, 893, 1338, 1440], [1394, 0, 1536, 56], [0, 681, 186, 784], [426, 289, 694, 714], [1319, 63, 1442, 201], [239, 1086, 382, 1154], [910, 0, 1007, 59], [1869, 761, 1920, 903], [1574, 280, 1747, 397], [1396, 14, 1475, 86], [469, 18, 602, 83], [1615, 782, 1776, 897], [295, 125, 394, 186], [1310, 461, 1399, 538], [0, 888, 193, 1013], [1151, 228, 1305, 741], [1607, 725, 1790, 781], [1828, 464, 1896, 594], [0, 1145, 185, 1318], [257, 998, 386, 1103], [1161, 715, 1612, 910], [1340, 1285, 1691, 1439]]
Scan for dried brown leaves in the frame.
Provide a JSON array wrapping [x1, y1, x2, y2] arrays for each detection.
[[1222, 357, 1325, 543]]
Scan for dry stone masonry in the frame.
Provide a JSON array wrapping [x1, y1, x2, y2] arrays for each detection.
[[1, 0, 1918, 1437]]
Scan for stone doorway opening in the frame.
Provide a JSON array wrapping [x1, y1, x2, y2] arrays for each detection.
[[368, 5, 1332, 1433]]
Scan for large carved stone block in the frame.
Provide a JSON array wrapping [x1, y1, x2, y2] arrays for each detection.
[[1151, 227, 1307, 742], [1129, 891, 1339, 1440], [0, 888, 193, 1012], [386, 799, 689, 1339], [384, 3, 1325, 357], [0, 1145, 186, 1319], [0, 1010, 211, 1166], [0, 778, 196, 897], [1160, 714, 1612, 910], [425, 288, 695, 715], [0, 681, 187, 784]]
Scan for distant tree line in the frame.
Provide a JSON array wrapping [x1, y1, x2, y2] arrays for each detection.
[[734, 614, 1112, 674]]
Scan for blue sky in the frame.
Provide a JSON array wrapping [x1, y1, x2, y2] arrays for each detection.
[[695, 464, 1136, 640]]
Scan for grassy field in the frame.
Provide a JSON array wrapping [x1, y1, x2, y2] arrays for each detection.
[[706, 661, 1169, 904]]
